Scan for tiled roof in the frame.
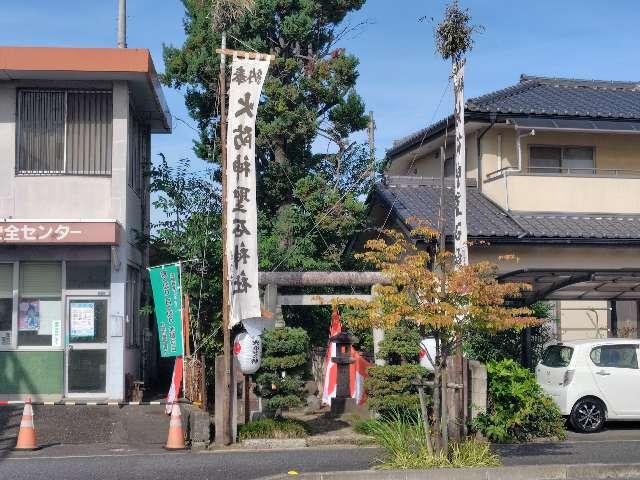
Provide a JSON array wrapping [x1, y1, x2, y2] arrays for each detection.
[[387, 75, 640, 157], [467, 75, 640, 118], [511, 213, 640, 240], [375, 181, 640, 241]]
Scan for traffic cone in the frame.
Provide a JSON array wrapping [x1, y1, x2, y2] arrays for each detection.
[[164, 403, 186, 450], [14, 398, 38, 451]]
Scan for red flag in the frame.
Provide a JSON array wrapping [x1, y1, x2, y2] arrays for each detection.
[[166, 356, 183, 414]]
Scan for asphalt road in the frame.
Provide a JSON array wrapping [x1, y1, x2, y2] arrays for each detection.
[[0, 446, 380, 480], [3, 437, 640, 480], [4, 422, 640, 480]]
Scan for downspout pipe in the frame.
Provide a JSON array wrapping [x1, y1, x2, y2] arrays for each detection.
[[515, 127, 536, 173]]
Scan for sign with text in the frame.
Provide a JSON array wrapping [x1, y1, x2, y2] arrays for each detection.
[[149, 263, 184, 357], [225, 55, 270, 330], [0, 221, 119, 245]]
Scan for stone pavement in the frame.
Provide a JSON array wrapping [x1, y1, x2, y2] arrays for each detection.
[[0, 404, 196, 455]]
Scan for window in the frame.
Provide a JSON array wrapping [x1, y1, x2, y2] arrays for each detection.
[[66, 261, 110, 290], [126, 266, 141, 348], [590, 345, 638, 369], [17, 262, 62, 347], [541, 345, 573, 367], [0, 265, 14, 348], [529, 146, 594, 174], [17, 89, 112, 175], [128, 111, 150, 194]]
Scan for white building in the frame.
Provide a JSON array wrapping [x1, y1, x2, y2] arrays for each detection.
[[0, 46, 171, 400]]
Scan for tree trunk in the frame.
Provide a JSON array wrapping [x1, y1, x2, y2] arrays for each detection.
[[417, 385, 434, 455], [440, 359, 449, 453]]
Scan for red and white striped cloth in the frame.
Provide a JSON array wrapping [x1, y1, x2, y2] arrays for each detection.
[[166, 356, 184, 414], [322, 309, 370, 406]]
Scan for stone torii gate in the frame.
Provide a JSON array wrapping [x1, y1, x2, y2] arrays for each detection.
[[258, 271, 390, 364]]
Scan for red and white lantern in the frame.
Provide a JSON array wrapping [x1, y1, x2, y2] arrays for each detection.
[[233, 332, 262, 374], [419, 338, 437, 371]]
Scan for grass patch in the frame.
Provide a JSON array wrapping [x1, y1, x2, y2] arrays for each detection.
[[238, 418, 310, 440], [367, 410, 501, 470], [352, 418, 379, 435]]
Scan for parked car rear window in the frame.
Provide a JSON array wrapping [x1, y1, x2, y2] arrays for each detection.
[[541, 345, 573, 367], [590, 345, 639, 369]]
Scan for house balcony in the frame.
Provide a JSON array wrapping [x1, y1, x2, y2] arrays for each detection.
[[483, 167, 640, 214]]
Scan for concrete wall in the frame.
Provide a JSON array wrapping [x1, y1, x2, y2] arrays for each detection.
[[387, 131, 479, 179]]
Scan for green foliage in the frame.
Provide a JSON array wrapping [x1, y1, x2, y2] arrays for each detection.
[[367, 410, 500, 469], [352, 418, 379, 435], [474, 359, 566, 443], [149, 157, 223, 364], [162, 0, 373, 273], [365, 323, 428, 414], [377, 323, 423, 364], [434, 0, 483, 64], [238, 418, 310, 440], [464, 301, 554, 368], [365, 364, 429, 414], [254, 327, 310, 412]]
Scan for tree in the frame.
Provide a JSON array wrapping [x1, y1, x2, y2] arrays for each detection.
[[341, 225, 539, 454], [254, 327, 310, 413], [162, 0, 373, 272], [149, 156, 223, 364], [365, 323, 429, 415]]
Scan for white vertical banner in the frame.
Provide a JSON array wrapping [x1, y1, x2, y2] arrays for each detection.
[[453, 61, 468, 267], [226, 55, 271, 329]]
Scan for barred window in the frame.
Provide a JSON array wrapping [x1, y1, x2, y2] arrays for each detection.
[[128, 111, 150, 194], [17, 89, 112, 175]]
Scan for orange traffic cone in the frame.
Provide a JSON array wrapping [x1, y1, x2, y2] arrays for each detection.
[[14, 398, 38, 451], [164, 403, 186, 450]]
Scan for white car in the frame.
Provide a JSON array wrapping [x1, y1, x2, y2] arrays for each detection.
[[536, 339, 640, 433]]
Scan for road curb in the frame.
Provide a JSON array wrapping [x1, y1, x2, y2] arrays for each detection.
[[260, 463, 640, 480]]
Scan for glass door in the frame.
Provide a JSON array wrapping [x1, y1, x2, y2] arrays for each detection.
[[65, 297, 108, 396]]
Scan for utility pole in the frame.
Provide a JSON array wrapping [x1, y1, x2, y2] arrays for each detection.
[[117, 0, 127, 48], [367, 111, 376, 181]]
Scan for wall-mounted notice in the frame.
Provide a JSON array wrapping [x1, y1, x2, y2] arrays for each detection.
[[52, 318, 62, 347], [19, 300, 40, 331], [70, 302, 95, 339], [0, 331, 10, 346]]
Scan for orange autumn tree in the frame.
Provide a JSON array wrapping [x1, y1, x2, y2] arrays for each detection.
[[342, 225, 539, 453]]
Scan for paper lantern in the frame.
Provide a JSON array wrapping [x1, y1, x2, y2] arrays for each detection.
[[233, 332, 262, 374], [419, 338, 437, 371]]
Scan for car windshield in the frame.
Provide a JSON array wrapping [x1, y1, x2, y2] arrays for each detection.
[[541, 345, 573, 367]]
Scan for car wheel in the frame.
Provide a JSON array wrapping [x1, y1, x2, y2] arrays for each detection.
[[570, 398, 605, 433]]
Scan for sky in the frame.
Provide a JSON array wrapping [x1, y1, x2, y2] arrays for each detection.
[[1, 0, 640, 195]]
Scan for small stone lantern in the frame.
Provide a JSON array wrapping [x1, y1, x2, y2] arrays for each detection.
[[330, 331, 357, 415]]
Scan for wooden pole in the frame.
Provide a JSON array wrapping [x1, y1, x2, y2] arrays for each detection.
[[244, 375, 251, 425], [218, 30, 234, 446]]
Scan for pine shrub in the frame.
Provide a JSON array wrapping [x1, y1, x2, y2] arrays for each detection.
[[253, 327, 309, 413], [364, 324, 429, 415]]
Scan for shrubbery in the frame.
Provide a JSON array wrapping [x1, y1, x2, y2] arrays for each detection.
[[364, 324, 429, 415], [367, 410, 501, 469], [238, 418, 310, 440], [474, 359, 566, 443], [253, 327, 309, 413]]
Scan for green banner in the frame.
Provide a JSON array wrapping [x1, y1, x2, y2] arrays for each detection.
[[149, 263, 184, 357]]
